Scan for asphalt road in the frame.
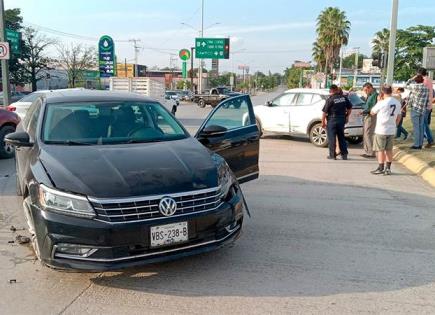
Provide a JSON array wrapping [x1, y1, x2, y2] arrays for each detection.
[[1, 89, 435, 314]]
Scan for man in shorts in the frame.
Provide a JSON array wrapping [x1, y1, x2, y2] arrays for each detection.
[[370, 85, 402, 175]]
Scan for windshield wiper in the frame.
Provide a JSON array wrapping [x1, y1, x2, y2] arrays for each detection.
[[126, 139, 164, 144], [63, 140, 94, 146]]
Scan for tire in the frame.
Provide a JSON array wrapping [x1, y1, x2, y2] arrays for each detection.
[[347, 136, 363, 145], [198, 99, 206, 108], [309, 123, 328, 147], [0, 125, 16, 159]]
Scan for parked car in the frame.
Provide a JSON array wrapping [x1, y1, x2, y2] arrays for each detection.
[[0, 108, 20, 158], [0, 91, 31, 106], [7, 89, 86, 119], [6, 90, 260, 270], [176, 90, 194, 101], [193, 87, 241, 108], [254, 88, 364, 147], [164, 90, 180, 101]]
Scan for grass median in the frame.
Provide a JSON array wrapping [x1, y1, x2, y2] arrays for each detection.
[[394, 110, 435, 168]]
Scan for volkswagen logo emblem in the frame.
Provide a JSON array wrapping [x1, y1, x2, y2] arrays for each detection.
[[159, 197, 177, 217]]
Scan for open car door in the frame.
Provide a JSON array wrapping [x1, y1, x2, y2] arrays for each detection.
[[195, 94, 260, 183]]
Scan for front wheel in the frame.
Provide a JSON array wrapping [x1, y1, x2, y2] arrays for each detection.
[[198, 99, 206, 108], [309, 123, 328, 147]]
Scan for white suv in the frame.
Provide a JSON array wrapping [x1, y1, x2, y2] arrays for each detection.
[[253, 88, 364, 147]]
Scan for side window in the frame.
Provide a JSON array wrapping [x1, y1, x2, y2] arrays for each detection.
[[311, 94, 323, 103], [23, 99, 42, 131], [204, 96, 252, 130], [295, 93, 314, 105], [27, 99, 42, 133], [272, 93, 295, 106]]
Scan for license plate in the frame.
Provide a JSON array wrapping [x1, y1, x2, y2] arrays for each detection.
[[150, 222, 188, 248]]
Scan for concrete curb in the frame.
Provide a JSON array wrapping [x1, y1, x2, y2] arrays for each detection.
[[393, 146, 435, 188]]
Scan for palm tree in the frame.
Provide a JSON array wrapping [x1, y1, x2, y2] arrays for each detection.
[[312, 41, 325, 71], [313, 7, 351, 74], [372, 28, 390, 54]]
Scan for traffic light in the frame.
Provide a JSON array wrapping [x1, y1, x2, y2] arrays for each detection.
[[372, 52, 387, 69], [224, 38, 230, 59]]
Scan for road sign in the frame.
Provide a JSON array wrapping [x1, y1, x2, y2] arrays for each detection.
[[98, 35, 115, 78], [423, 47, 435, 70], [179, 49, 191, 61], [0, 42, 10, 60], [82, 70, 100, 81], [195, 38, 229, 59], [5, 29, 21, 55]]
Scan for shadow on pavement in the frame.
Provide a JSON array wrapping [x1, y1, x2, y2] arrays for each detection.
[[90, 174, 435, 298]]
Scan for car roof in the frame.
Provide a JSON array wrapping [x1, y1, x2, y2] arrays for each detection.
[[44, 89, 157, 103], [284, 88, 330, 95]]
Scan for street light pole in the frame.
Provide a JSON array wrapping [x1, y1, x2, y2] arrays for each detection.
[[353, 47, 360, 88], [198, 0, 204, 94], [0, 0, 11, 106], [386, 0, 399, 85]]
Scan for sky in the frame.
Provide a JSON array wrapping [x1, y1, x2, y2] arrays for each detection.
[[5, 0, 435, 74]]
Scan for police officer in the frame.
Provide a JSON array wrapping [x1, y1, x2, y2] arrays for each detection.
[[322, 85, 353, 160]]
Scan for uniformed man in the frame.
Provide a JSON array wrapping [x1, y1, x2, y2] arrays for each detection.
[[322, 85, 353, 160]]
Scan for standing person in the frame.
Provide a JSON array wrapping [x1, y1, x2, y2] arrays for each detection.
[[370, 85, 402, 175], [406, 74, 429, 149], [418, 68, 434, 148], [395, 87, 408, 140], [322, 84, 352, 160], [361, 82, 378, 158]]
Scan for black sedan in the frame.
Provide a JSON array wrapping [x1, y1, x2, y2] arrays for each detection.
[[6, 90, 259, 270]]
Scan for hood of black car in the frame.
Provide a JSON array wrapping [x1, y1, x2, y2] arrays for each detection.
[[38, 137, 218, 198]]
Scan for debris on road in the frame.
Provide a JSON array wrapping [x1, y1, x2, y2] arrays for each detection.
[[8, 279, 17, 284], [10, 225, 16, 232], [15, 235, 31, 245], [7, 240, 14, 244]]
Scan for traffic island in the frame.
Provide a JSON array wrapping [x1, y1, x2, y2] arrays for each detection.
[[393, 146, 435, 188]]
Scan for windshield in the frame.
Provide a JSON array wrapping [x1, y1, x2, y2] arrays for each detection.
[[166, 91, 176, 96], [216, 87, 230, 94], [42, 101, 187, 145]]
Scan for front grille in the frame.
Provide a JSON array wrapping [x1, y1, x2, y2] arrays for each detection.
[[90, 187, 223, 223]]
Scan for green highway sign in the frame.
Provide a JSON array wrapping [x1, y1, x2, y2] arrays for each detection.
[[195, 38, 230, 59], [6, 29, 21, 55]]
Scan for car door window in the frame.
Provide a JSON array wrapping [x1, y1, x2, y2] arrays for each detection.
[[203, 96, 253, 130], [24, 99, 42, 132], [295, 93, 314, 106], [311, 94, 323, 103], [272, 93, 295, 106]]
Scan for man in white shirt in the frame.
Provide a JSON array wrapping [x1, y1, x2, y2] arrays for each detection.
[[370, 85, 402, 175]]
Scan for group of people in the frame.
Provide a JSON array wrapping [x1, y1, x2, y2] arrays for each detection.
[[322, 67, 433, 176]]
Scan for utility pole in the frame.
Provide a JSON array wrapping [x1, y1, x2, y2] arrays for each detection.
[[190, 47, 195, 92], [352, 47, 360, 88], [129, 39, 141, 77], [338, 47, 344, 86], [386, 0, 399, 85], [0, 0, 10, 106], [198, 0, 204, 94]]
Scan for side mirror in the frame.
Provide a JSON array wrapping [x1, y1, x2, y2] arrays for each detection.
[[5, 131, 33, 147], [200, 124, 228, 136], [266, 101, 273, 107]]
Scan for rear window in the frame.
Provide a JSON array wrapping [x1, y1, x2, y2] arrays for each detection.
[[19, 93, 43, 102], [347, 93, 364, 108]]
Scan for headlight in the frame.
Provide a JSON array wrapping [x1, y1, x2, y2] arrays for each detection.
[[217, 161, 235, 201], [38, 184, 95, 218]]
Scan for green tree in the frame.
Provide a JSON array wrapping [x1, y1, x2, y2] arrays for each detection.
[[372, 28, 390, 54], [3, 8, 28, 86], [208, 72, 233, 87], [341, 53, 367, 69], [313, 7, 350, 74], [371, 25, 435, 81]]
